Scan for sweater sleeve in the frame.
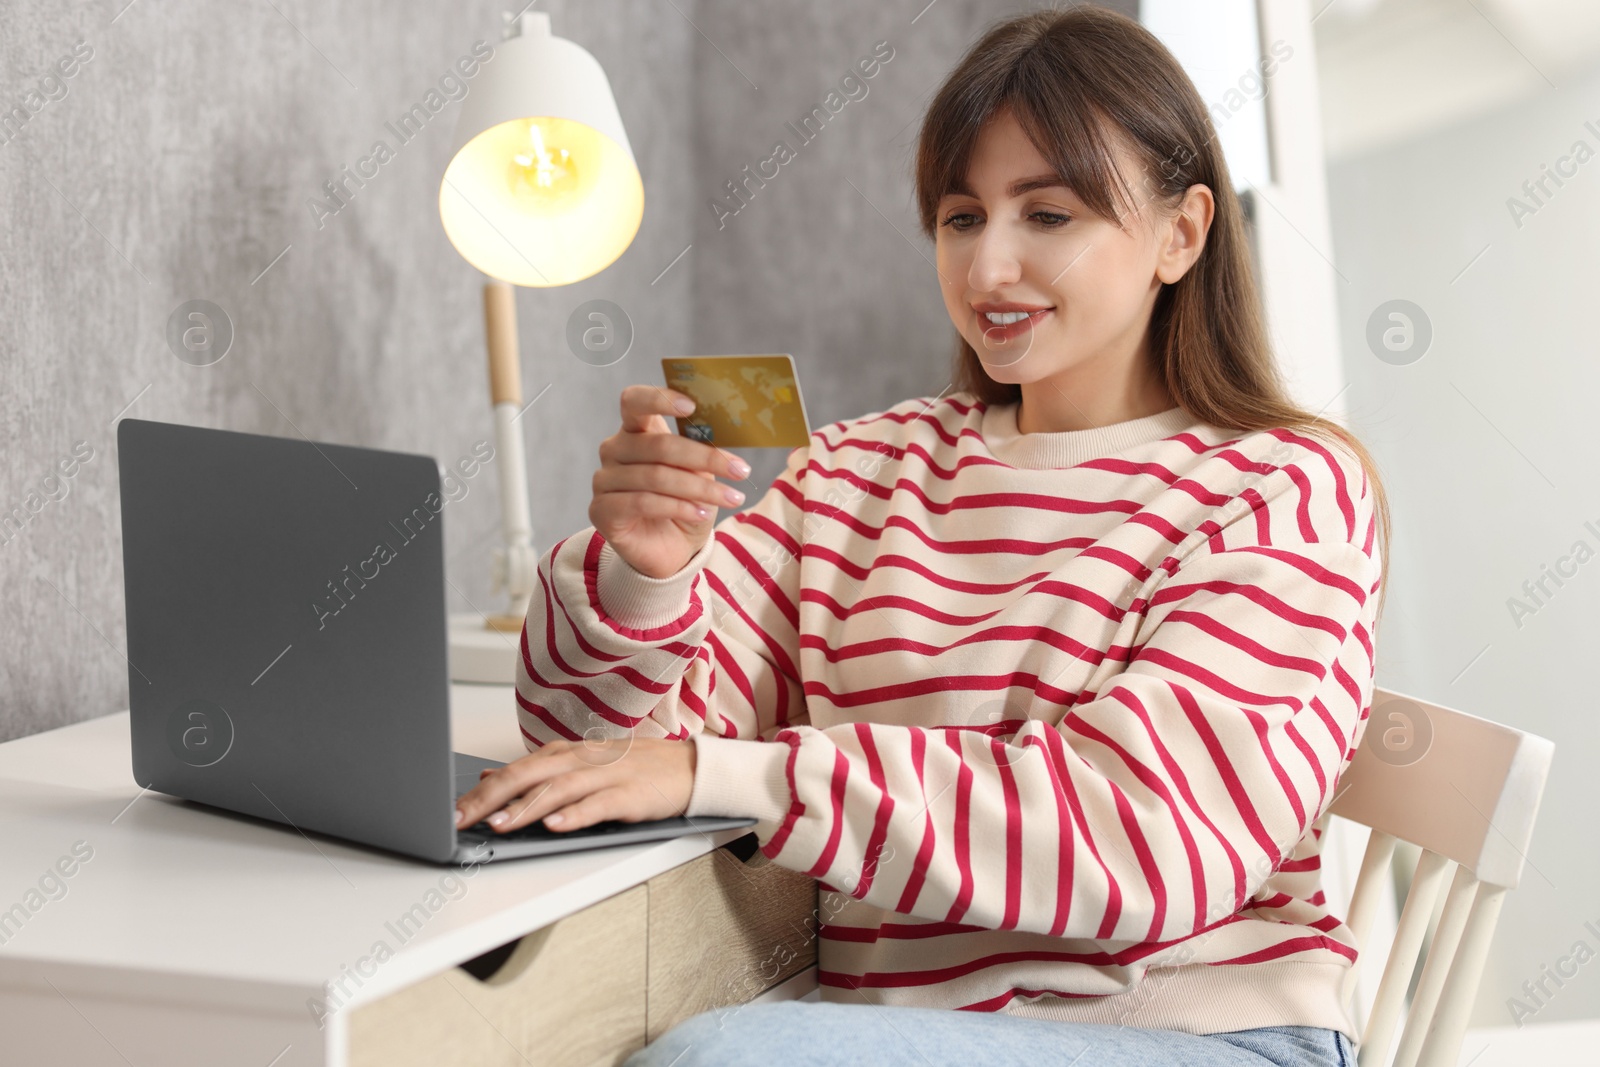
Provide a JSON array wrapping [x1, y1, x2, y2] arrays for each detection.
[[691, 437, 1382, 943], [514, 442, 811, 824]]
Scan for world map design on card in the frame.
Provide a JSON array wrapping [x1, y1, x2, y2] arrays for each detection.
[[660, 354, 811, 449]]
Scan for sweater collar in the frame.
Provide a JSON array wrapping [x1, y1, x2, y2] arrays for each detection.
[[978, 400, 1199, 470]]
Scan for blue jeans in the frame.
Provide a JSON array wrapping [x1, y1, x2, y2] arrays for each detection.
[[623, 1000, 1355, 1067]]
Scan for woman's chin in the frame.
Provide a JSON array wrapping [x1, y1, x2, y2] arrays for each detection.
[[971, 342, 1038, 373]]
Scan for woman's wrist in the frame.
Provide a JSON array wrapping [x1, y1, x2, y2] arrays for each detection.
[[595, 536, 713, 628], [685, 733, 793, 824]]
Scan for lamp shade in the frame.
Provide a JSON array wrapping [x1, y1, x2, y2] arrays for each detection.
[[439, 14, 644, 287]]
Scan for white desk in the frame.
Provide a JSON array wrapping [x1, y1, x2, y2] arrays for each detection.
[[0, 684, 816, 1066]]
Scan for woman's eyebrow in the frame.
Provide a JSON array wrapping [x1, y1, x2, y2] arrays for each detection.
[[947, 173, 1070, 199]]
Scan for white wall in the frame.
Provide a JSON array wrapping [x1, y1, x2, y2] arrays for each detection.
[[1325, 54, 1600, 1029]]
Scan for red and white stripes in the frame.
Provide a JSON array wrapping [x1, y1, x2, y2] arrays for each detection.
[[515, 393, 1380, 1040]]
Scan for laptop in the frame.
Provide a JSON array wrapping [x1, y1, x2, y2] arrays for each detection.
[[116, 417, 755, 864]]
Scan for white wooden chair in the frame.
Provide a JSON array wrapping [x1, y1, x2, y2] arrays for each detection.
[[1322, 685, 1555, 1067]]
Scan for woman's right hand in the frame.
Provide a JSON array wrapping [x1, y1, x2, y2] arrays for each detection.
[[589, 385, 752, 580]]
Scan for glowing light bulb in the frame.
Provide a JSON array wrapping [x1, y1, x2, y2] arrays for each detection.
[[441, 112, 642, 286], [508, 121, 583, 212]]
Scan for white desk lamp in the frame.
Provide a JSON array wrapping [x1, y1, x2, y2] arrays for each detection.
[[441, 11, 644, 683]]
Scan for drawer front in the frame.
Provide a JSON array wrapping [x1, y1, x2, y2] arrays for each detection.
[[646, 836, 819, 1041], [348, 882, 648, 1067]]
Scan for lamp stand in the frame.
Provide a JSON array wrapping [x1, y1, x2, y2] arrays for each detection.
[[447, 280, 540, 684]]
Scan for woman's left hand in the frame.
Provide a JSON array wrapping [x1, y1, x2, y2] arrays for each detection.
[[454, 737, 697, 833]]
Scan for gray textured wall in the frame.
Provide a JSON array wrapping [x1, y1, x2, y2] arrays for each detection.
[[0, 0, 694, 741], [0, 0, 1134, 742]]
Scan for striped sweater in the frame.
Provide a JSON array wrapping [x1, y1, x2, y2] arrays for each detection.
[[514, 392, 1381, 1042]]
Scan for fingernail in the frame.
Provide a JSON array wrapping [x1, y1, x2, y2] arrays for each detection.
[[723, 487, 745, 505], [488, 811, 507, 827], [730, 458, 751, 477], [455, 808, 466, 827], [545, 813, 564, 826], [673, 396, 696, 414]]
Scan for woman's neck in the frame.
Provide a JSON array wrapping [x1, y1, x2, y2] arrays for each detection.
[[1016, 372, 1175, 434]]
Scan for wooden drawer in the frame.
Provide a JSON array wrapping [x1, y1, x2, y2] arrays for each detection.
[[646, 834, 819, 1041], [348, 882, 648, 1067]]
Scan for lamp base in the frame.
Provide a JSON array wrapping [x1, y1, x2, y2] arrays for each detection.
[[447, 612, 521, 685]]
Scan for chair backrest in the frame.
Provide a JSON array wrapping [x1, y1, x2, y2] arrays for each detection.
[[1325, 685, 1555, 1067]]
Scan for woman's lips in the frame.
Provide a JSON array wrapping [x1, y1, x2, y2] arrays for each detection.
[[977, 307, 1052, 343]]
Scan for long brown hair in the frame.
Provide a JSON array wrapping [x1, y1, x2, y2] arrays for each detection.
[[913, 4, 1391, 628]]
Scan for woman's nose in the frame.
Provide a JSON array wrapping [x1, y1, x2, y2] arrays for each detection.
[[966, 226, 1023, 290]]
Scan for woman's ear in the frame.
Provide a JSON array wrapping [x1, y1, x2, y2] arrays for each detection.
[[1156, 183, 1215, 285]]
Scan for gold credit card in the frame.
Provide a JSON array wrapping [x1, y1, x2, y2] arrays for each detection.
[[660, 354, 811, 449]]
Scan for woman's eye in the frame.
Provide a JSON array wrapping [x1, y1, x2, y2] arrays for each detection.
[[938, 210, 1071, 232]]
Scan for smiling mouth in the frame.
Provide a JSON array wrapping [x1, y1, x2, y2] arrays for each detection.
[[977, 307, 1052, 339]]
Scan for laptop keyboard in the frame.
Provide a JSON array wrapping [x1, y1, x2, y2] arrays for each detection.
[[457, 816, 672, 842]]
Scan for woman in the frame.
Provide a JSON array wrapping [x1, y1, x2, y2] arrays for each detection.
[[454, 6, 1387, 1066]]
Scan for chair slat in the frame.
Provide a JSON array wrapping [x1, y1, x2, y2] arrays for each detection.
[[1391, 863, 1480, 1067], [1341, 828, 1399, 1010], [1359, 848, 1450, 1066], [1416, 884, 1508, 1067]]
